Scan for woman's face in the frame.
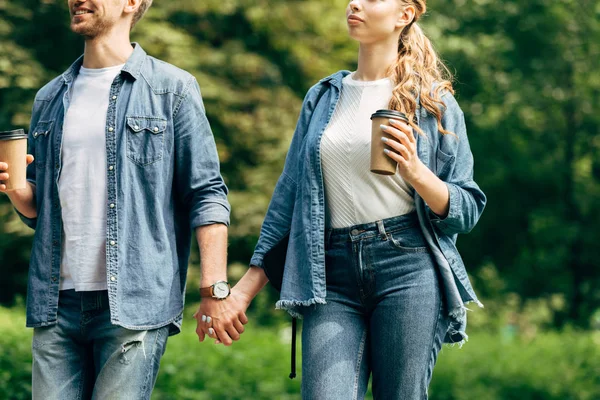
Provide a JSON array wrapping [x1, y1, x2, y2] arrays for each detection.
[[346, 0, 414, 44]]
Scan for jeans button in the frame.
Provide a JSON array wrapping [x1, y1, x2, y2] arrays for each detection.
[[351, 229, 360, 236]]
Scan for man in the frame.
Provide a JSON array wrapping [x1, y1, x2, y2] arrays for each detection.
[[0, 0, 249, 398]]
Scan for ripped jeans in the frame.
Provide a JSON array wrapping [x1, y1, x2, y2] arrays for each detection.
[[302, 213, 450, 399], [32, 290, 169, 400]]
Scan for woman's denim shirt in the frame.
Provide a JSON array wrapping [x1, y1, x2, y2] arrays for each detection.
[[251, 70, 486, 344]]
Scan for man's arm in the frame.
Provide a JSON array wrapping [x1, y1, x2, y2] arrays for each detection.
[[194, 223, 250, 346], [171, 75, 247, 345]]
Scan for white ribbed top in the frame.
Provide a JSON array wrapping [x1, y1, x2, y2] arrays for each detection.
[[320, 72, 415, 229]]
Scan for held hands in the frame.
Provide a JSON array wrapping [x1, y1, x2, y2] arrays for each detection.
[[193, 287, 250, 346], [381, 119, 426, 184], [0, 155, 34, 193]]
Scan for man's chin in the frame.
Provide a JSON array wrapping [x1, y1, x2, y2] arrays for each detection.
[[70, 24, 97, 39]]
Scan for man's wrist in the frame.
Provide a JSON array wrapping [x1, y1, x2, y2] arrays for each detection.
[[199, 280, 231, 299], [200, 277, 227, 288]]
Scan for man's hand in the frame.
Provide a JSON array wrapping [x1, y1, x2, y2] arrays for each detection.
[[0, 154, 34, 193], [193, 288, 250, 346], [0, 155, 38, 219]]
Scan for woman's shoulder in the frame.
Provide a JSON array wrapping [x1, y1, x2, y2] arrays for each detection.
[[428, 82, 463, 115], [299, 70, 351, 111], [307, 70, 351, 95]]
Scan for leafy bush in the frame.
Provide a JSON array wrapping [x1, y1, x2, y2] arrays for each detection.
[[0, 306, 598, 399]]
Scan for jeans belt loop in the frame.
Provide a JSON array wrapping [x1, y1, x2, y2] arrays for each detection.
[[376, 220, 387, 240]]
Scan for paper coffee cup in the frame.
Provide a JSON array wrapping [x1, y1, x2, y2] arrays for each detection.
[[0, 129, 28, 191], [370, 110, 409, 175]]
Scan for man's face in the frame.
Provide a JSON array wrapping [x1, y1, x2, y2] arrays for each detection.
[[68, 0, 125, 39]]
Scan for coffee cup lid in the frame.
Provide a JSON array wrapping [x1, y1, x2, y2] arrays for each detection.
[[370, 109, 409, 122], [0, 129, 27, 140]]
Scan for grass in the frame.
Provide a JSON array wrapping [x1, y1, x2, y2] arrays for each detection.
[[0, 306, 598, 399]]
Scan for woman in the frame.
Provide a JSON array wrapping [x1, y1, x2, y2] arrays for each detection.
[[211, 0, 486, 398]]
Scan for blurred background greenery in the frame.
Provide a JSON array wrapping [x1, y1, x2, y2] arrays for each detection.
[[1, 0, 599, 398]]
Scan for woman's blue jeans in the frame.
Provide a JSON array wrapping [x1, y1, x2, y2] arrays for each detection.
[[302, 213, 449, 399]]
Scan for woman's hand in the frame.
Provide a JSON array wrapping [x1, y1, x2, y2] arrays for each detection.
[[193, 287, 250, 346], [381, 118, 450, 217], [380, 119, 426, 185]]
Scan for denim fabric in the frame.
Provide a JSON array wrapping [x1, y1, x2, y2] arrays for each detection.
[[19, 43, 230, 333], [251, 70, 486, 344], [301, 213, 448, 400], [32, 290, 169, 400]]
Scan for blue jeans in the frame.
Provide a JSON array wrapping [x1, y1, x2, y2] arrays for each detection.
[[31, 290, 169, 399], [302, 213, 449, 399]]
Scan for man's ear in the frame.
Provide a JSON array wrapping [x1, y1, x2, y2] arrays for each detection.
[[123, 0, 142, 16], [396, 5, 416, 29]]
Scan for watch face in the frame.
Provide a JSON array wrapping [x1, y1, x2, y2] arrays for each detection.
[[213, 281, 230, 298]]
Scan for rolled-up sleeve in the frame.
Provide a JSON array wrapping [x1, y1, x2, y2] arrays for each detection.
[[173, 76, 230, 229]]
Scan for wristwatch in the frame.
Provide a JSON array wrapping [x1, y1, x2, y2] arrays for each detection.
[[199, 280, 231, 300]]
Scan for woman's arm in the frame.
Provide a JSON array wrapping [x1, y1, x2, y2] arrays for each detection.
[[382, 93, 486, 235]]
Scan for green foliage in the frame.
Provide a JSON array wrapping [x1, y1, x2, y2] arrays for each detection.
[[430, 331, 600, 400], [0, 306, 598, 399], [0, 0, 599, 326]]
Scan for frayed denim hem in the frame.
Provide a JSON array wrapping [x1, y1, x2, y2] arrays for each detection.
[[444, 300, 484, 348], [276, 298, 327, 319]]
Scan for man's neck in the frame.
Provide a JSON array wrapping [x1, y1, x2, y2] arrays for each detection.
[[82, 31, 134, 69]]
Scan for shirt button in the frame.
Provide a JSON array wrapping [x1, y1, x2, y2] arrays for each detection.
[[109, 165, 114, 171], [134, 125, 140, 130], [110, 276, 116, 282], [110, 240, 116, 246], [108, 127, 114, 132], [112, 95, 117, 100], [153, 127, 159, 132], [110, 203, 115, 208]]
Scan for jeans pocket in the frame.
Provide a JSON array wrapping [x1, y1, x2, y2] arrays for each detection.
[[126, 116, 166, 166], [387, 227, 429, 253]]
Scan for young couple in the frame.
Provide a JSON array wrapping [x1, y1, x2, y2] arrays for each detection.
[[0, 0, 486, 399]]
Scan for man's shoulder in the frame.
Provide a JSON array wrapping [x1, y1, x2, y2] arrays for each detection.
[[140, 56, 196, 97], [34, 75, 64, 103]]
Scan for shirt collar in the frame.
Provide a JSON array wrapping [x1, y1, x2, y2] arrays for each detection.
[[61, 42, 147, 84]]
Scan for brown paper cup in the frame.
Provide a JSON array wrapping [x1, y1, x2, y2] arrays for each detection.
[[370, 110, 409, 175], [0, 129, 28, 191]]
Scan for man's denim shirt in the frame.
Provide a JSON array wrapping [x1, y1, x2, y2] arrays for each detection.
[[251, 71, 486, 344], [20, 44, 230, 334]]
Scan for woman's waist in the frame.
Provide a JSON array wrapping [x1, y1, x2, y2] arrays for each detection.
[[325, 211, 421, 244]]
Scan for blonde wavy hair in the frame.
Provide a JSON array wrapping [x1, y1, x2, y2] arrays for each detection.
[[388, 0, 454, 135]]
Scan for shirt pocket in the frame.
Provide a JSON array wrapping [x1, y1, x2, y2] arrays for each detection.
[[435, 147, 456, 181], [31, 120, 54, 164], [126, 116, 167, 166]]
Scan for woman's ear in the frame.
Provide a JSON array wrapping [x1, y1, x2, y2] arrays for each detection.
[[396, 5, 416, 29]]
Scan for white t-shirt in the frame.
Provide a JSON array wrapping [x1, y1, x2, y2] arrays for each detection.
[[320, 72, 415, 229], [58, 64, 123, 291]]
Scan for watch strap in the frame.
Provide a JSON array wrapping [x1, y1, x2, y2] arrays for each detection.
[[199, 286, 214, 298]]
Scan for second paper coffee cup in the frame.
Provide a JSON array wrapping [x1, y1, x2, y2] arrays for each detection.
[[370, 110, 409, 175], [0, 129, 28, 191]]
